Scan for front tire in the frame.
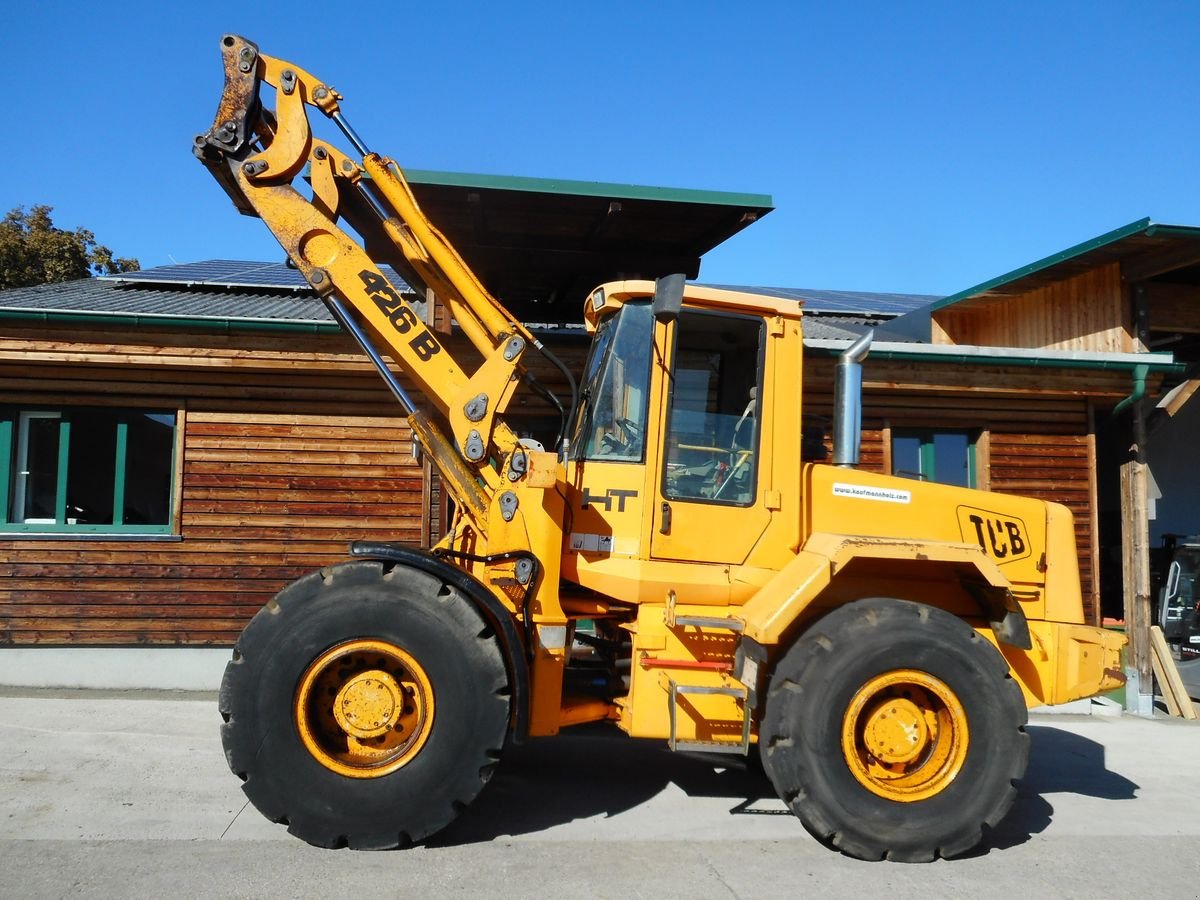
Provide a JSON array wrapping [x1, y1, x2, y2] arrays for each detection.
[[760, 598, 1028, 862], [219, 560, 510, 849]]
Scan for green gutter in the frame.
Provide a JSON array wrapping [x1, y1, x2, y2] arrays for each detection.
[[1112, 365, 1150, 416], [804, 343, 1184, 374], [0, 308, 342, 335], [931, 218, 1156, 312], [403, 168, 774, 209]]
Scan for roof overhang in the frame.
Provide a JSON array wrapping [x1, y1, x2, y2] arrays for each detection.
[[933, 218, 1200, 313], [356, 169, 773, 323]]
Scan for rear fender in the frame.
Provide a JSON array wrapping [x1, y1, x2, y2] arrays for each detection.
[[739, 531, 1030, 649]]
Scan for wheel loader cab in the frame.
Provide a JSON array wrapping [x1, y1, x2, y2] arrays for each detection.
[[561, 281, 805, 606]]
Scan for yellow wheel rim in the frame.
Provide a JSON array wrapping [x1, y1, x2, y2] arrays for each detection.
[[841, 669, 969, 802], [295, 639, 435, 779]]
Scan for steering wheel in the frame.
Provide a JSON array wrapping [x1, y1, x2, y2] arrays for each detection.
[[615, 416, 642, 441]]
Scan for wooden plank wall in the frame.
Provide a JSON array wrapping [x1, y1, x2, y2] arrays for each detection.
[[0, 325, 424, 646], [988, 432, 1096, 619], [931, 263, 1132, 353], [0, 411, 419, 645], [0, 322, 586, 646], [0, 318, 1118, 645]]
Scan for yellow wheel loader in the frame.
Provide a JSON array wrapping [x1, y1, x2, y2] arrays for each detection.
[[195, 35, 1125, 862]]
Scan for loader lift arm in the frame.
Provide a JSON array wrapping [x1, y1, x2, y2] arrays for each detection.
[[193, 34, 570, 539]]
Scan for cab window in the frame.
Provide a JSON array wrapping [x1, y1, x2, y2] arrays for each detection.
[[662, 311, 763, 505]]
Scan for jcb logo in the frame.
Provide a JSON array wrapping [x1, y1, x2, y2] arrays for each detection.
[[958, 506, 1031, 562]]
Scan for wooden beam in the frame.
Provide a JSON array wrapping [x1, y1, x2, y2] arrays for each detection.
[[1122, 240, 1200, 282], [1144, 281, 1200, 334], [1159, 378, 1200, 417], [975, 428, 992, 492], [1150, 625, 1198, 719], [420, 454, 432, 550], [1120, 460, 1153, 703], [1085, 404, 1101, 624]]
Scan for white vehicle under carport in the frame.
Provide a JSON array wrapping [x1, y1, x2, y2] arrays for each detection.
[[1159, 539, 1200, 656]]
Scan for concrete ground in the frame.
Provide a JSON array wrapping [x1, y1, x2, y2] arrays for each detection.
[[1179, 654, 1200, 700], [0, 691, 1198, 899]]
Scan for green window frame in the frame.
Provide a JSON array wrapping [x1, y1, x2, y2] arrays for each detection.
[[0, 406, 178, 534], [891, 429, 977, 488]]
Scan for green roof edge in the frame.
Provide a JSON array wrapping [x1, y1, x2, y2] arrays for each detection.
[[931, 217, 1157, 313], [403, 169, 774, 209], [0, 308, 341, 334]]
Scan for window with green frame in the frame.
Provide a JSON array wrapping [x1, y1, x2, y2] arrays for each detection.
[[0, 408, 177, 533], [891, 429, 976, 488]]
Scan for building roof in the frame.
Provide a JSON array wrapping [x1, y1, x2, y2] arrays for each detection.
[[934, 218, 1200, 313], [0, 261, 1178, 375], [0, 261, 926, 334], [354, 169, 773, 323], [0, 262, 370, 333]]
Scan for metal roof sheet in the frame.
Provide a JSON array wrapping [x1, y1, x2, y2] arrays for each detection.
[[402, 169, 773, 208], [800, 316, 879, 341], [3, 262, 923, 330], [0, 262, 419, 330], [703, 284, 937, 316], [105, 261, 409, 295]]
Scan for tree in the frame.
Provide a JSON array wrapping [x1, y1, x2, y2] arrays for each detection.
[[0, 205, 140, 290]]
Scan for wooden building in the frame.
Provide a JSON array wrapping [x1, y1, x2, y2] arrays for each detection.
[[912, 218, 1200, 705], [0, 190, 1189, 691]]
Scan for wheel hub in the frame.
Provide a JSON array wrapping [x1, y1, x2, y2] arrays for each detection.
[[294, 639, 435, 779], [334, 670, 404, 739], [841, 668, 969, 802], [862, 697, 928, 764]]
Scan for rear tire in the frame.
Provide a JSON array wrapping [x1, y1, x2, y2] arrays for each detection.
[[219, 560, 510, 849], [760, 598, 1028, 862]]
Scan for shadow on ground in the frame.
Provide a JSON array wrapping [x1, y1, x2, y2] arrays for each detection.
[[432, 722, 1140, 854], [969, 724, 1140, 855], [430, 723, 775, 846]]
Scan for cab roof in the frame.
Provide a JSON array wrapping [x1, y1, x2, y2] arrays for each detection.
[[584, 279, 803, 330]]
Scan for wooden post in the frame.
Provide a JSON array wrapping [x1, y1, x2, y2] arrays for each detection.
[[1085, 403, 1102, 625], [420, 454, 433, 549], [1120, 458, 1153, 711]]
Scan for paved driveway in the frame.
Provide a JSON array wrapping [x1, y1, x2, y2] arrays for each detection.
[[0, 692, 1198, 898], [1179, 655, 1200, 701]]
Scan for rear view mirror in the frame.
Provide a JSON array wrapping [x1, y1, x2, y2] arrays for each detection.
[[1166, 559, 1182, 601], [653, 273, 685, 323]]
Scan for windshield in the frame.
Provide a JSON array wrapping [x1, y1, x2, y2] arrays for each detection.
[[570, 301, 654, 462]]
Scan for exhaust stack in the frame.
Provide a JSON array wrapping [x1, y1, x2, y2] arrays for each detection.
[[833, 331, 873, 467]]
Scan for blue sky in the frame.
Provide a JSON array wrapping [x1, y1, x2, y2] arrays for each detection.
[[4, 2, 1198, 296]]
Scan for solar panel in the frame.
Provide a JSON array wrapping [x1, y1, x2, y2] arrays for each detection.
[[108, 260, 411, 293], [707, 285, 938, 316]]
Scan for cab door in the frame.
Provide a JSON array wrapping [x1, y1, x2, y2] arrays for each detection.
[[650, 308, 772, 565], [1160, 551, 1198, 643]]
